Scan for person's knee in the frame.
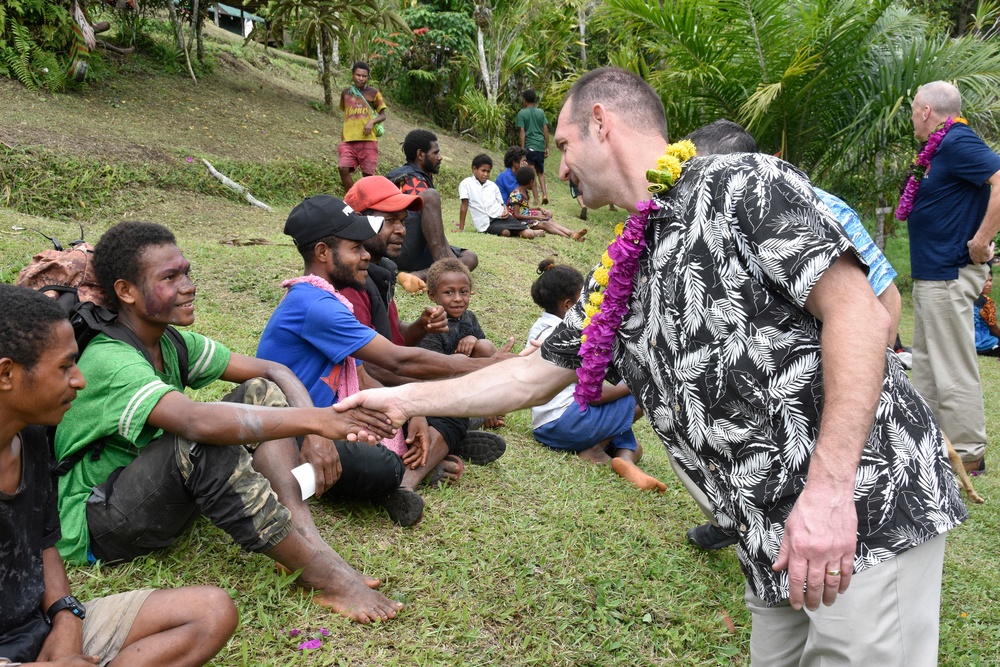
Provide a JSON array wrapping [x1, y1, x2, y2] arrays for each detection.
[[197, 586, 239, 641], [459, 249, 478, 271]]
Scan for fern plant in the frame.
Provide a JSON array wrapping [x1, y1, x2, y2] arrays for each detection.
[[0, 0, 74, 91]]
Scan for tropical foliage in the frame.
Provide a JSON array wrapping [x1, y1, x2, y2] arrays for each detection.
[[0, 0, 73, 91], [603, 0, 1000, 228]]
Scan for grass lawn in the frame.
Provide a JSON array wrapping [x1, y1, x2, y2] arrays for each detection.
[[2, 25, 999, 666]]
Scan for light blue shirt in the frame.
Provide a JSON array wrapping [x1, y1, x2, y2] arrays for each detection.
[[814, 188, 897, 296]]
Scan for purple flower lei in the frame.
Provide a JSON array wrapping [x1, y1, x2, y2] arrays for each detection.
[[573, 199, 658, 407], [895, 117, 965, 220]]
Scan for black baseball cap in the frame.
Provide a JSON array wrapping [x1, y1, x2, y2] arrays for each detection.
[[284, 194, 383, 246]]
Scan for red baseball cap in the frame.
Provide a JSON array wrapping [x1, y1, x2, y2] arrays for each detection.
[[346, 176, 424, 213]]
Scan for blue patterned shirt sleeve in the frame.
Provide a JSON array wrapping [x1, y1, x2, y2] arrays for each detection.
[[813, 188, 897, 296]]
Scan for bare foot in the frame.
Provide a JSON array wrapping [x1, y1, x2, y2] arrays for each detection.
[[572, 228, 588, 241], [611, 457, 667, 492], [397, 272, 426, 293], [312, 579, 404, 624], [578, 441, 611, 464]]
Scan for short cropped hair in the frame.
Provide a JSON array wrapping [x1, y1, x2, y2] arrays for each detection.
[[916, 81, 962, 117], [352, 61, 370, 74], [515, 166, 536, 186], [0, 284, 69, 370], [296, 233, 339, 263], [503, 146, 527, 169], [472, 153, 493, 169], [426, 257, 472, 294], [94, 221, 177, 310], [566, 67, 669, 142], [684, 119, 758, 155], [522, 89, 537, 104], [403, 129, 438, 163]]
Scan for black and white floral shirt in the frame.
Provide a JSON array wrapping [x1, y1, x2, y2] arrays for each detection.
[[541, 153, 967, 606]]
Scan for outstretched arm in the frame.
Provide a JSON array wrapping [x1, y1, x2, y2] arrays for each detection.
[[354, 332, 509, 380], [335, 352, 577, 426], [773, 253, 889, 612]]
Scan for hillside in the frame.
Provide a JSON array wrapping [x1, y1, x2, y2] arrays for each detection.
[[2, 28, 999, 667]]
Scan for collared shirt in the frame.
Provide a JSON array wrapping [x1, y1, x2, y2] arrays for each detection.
[[540, 152, 967, 606], [459, 176, 507, 232], [813, 188, 896, 296]]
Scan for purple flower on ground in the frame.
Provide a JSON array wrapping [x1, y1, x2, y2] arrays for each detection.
[[319, 628, 330, 636], [287, 628, 301, 637], [298, 638, 323, 650]]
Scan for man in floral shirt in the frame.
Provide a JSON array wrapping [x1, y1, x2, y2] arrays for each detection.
[[336, 68, 967, 665]]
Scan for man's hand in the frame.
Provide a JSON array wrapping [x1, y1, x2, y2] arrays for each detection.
[[324, 405, 396, 441], [417, 305, 448, 335], [36, 614, 84, 664], [333, 388, 410, 428], [772, 481, 857, 611], [489, 336, 518, 360], [454, 335, 478, 356], [401, 417, 430, 469], [300, 434, 342, 496], [968, 238, 995, 264], [363, 120, 375, 136]]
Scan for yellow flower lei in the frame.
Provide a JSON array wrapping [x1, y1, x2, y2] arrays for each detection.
[[580, 140, 696, 341]]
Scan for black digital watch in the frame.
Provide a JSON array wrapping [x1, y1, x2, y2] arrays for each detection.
[[45, 595, 86, 624]]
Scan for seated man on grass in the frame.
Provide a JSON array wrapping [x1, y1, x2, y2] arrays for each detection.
[[1, 284, 237, 666], [386, 129, 478, 283], [257, 194, 508, 527], [53, 221, 403, 624]]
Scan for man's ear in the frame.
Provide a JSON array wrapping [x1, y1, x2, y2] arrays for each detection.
[[0, 357, 17, 392], [591, 103, 611, 142], [314, 240, 334, 263], [114, 278, 139, 307]]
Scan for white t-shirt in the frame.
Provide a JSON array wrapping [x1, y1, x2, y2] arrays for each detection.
[[459, 176, 508, 232], [527, 312, 577, 428]]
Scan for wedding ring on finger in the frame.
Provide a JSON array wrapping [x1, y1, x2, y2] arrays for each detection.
[[825, 569, 841, 577]]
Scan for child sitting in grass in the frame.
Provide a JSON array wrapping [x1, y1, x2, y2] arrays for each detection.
[[527, 258, 665, 492], [975, 264, 1000, 356], [508, 167, 587, 241], [459, 153, 543, 239], [419, 258, 509, 427]]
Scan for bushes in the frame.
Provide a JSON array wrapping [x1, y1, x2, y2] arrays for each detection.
[[0, 0, 74, 91]]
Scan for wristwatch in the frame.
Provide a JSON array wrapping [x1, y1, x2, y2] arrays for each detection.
[[46, 595, 86, 623]]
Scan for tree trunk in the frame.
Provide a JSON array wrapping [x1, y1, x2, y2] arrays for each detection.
[[577, 5, 587, 68], [166, 0, 184, 52], [321, 26, 335, 111], [476, 27, 493, 103], [332, 37, 340, 66], [187, 0, 200, 60], [196, 10, 205, 63]]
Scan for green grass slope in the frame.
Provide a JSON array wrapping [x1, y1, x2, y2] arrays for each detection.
[[1, 30, 998, 666]]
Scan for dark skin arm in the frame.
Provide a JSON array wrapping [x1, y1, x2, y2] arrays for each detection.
[[591, 382, 632, 406], [33, 548, 97, 665], [146, 354, 395, 497], [398, 305, 448, 347]]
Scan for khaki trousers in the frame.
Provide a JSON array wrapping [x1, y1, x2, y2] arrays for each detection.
[[746, 534, 947, 667], [912, 264, 989, 462]]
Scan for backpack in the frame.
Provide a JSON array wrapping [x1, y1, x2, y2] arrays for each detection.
[[16, 229, 190, 474]]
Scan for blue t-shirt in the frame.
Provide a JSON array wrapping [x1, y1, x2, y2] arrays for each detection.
[[908, 124, 1000, 280], [974, 295, 999, 352], [814, 188, 897, 296], [495, 168, 518, 205], [257, 283, 376, 407]]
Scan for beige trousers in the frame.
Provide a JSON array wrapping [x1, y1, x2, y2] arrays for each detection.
[[912, 263, 989, 462]]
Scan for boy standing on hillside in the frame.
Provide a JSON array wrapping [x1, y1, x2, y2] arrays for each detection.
[[0, 284, 237, 665], [516, 89, 550, 205], [53, 221, 404, 624], [338, 61, 387, 193]]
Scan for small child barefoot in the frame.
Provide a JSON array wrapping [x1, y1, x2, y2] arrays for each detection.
[[611, 457, 667, 493]]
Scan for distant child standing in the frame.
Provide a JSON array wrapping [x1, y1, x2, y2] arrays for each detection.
[[974, 265, 1000, 356], [516, 89, 549, 204], [337, 61, 387, 193], [527, 259, 666, 492], [459, 154, 543, 239], [509, 167, 587, 241]]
